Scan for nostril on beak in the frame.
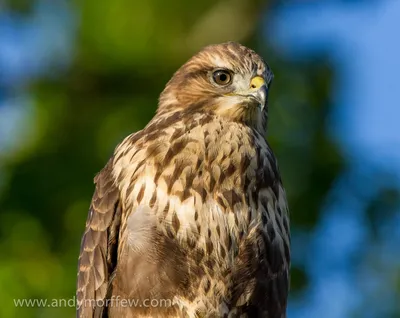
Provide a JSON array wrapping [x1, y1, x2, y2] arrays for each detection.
[[250, 76, 265, 90]]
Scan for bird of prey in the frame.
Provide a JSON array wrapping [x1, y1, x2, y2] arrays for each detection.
[[77, 42, 290, 318]]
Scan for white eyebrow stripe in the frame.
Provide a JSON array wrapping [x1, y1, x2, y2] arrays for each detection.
[[212, 56, 231, 69]]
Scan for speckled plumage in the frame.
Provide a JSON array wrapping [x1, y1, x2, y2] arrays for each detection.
[[77, 42, 290, 318]]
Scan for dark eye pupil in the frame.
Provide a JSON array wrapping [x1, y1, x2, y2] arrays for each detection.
[[213, 70, 231, 85]]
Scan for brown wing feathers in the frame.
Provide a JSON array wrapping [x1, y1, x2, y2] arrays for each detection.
[[77, 159, 120, 317]]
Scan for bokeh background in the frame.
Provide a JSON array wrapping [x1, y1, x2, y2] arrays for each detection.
[[0, 0, 399, 317]]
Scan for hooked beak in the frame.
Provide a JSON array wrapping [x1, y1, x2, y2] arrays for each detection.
[[248, 76, 268, 110]]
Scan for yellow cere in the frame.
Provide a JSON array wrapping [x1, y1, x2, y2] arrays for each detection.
[[250, 76, 265, 90]]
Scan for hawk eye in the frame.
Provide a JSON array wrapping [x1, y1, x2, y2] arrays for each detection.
[[212, 70, 232, 86]]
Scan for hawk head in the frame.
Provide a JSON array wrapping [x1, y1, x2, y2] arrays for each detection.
[[158, 42, 274, 133]]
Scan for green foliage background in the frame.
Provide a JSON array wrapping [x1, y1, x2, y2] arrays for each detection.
[[0, 1, 399, 317]]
